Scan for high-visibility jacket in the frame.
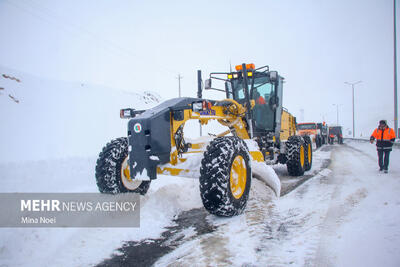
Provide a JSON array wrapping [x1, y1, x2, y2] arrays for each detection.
[[256, 96, 266, 105], [370, 127, 396, 150]]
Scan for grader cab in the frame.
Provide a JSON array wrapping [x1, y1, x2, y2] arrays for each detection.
[[95, 63, 312, 217]]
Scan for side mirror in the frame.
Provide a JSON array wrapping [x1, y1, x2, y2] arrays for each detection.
[[225, 82, 233, 98], [269, 71, 278, 82], [205, 79, 212, 90]]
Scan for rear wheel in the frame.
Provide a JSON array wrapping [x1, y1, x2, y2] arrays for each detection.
[[317, 135, 323, 148], [199, 136, 251, 217], [95, 137, 150, 195], [286, 135, 306, 176], [303, 135, 313, 171]]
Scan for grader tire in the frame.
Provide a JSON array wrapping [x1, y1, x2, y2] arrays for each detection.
[[199, 136, 251, 217], [316, 136, 322, 148], [286, 135, 306, 176], [303, 135, 313, 171], [95, 137, 150, 195]]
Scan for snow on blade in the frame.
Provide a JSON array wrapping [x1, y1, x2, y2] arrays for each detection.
[[252, 161, 281, 197], [244, 139, 281, 197]]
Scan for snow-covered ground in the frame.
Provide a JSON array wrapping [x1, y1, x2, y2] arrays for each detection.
[[0, 166, 203, 266], [0, 135, 399, 267]]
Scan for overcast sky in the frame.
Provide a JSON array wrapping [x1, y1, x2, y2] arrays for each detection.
[[0, 0, 398, 137]]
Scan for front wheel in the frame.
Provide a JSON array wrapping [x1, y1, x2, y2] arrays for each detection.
[[95, 137, 150, 195], [199, 136, 251, 217]]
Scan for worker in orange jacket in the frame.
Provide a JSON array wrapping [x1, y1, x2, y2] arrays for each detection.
[[370, 120, 396, 173], [254, 91, 266, 105]]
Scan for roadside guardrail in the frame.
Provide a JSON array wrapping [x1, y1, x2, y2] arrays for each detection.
[[344, 138, 400, 148]]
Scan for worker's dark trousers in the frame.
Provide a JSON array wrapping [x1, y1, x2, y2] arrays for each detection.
[[377, 149, 391, 170]]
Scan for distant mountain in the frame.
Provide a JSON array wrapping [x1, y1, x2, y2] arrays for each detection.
[[0, 66, 161, 162]]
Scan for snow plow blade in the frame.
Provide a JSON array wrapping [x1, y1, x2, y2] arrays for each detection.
[[155, 149, 281, 198], [251, 161, 281, 197]]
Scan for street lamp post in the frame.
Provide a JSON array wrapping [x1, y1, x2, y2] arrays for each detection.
[[345, 81, 362, 138], [394, 0, 398, 138]]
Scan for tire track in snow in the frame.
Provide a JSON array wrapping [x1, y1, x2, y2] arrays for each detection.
[[311, 144, 375, 266], [96, 208, 216, 267]]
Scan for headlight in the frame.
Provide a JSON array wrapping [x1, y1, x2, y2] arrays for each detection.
[[192, 102, 203, 112]]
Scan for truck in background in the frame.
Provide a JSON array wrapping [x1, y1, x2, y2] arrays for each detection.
[[297, 122, 323, 148], [317, 122, 328, 145], [328, 126, 343, 144]]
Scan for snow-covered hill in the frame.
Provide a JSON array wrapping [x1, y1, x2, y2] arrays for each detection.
[[0, 66, 161, 162]]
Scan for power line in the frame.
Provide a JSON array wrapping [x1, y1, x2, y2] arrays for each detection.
[[332, 104, 342, 125]]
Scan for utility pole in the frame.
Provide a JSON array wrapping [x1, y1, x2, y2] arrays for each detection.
[[394, 0, 399, 137], [320, 113, 327, 122], [332, 104, 340, 125], [345, 81, 362, 138], [300, 108, 305, 121], [177, 74, 183, 97]]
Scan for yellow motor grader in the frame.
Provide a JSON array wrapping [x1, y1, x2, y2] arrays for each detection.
[[95, 63, 312, 217]]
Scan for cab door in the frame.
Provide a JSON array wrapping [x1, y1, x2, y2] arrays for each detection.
[[250, 78, 276, 133]]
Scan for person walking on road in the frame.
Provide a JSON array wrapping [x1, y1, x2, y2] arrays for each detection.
[[370, 120, 396, 173]]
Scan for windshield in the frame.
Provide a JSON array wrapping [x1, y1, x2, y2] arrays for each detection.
[[297, 123, 317, 130], [230, 75, 274, 102], [230, 75, 276, 131]]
